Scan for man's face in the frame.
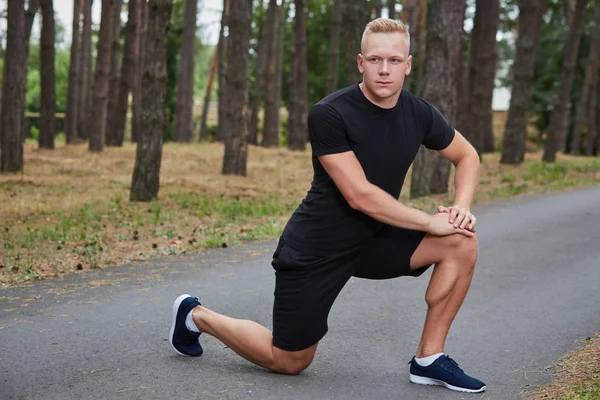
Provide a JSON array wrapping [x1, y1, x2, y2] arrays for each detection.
[[358, 32, 412, 105]]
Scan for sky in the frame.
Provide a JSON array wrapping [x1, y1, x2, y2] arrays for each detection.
[[53, 0, 223, 46]]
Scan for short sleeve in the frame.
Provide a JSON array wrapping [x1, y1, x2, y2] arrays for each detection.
[[308, 103, 352, 157], [420, 100, 456, 151]]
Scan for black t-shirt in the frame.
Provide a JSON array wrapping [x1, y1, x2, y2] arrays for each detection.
[[282, 84, 455, 255]]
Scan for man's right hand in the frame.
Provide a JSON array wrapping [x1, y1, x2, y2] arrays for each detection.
[[426, 212, 475, 237]]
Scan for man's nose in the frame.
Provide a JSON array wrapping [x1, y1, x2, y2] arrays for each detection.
[[379, 60, 390, 75]]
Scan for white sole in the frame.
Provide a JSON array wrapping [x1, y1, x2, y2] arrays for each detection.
[[410, 374, 486, 393], [170, 294, 192, 357]]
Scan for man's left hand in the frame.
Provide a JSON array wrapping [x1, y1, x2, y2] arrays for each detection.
[[437, 205, 477, 232]]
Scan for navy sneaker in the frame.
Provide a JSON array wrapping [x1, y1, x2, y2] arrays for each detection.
[[169, 294, 203, 357], [409, 355, 486, 393]]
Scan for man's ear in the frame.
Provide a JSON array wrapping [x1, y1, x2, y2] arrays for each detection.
[[405, 54, 413, 76], [357, 53, 364, 74]]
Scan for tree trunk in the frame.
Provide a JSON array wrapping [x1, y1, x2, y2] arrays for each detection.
[[198, 47, 219, 142], [543, 0, 588, 161], [130, 0, 173, 201], [112, 0, 140, 146], [571, 0, 600, 155], [344, 0, 369, 86], [22, 0, 40, 142], [415, 0, 427, 95], [217, 0, 230, 142], [388, 0, 396, 19], [65, 0, 82, 144], [105, 0, 124, 145], [77, 0, 93, 141], [401, 0, 419, 93], [501, 0, 547, 165], [173, 0, 198, 143], [249, 0, 277, 145], [462, 0, 499, 155], [325, 0, 342, 95], [410, 0, 465, 198], [39, 0, 56, 150], [262, 2, 286, 148], [586, 52, 598, 156], [132, 0, 147, 143], [222, 0, 252, 175], [1, 0, 27, 173], [374, 0, 382, 17], [88, 0, 116, 152], [288, 21, 297, 147], [288, 0, 308, 151]]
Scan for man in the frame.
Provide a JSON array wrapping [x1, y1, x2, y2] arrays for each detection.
[[169, 18, 485, 393]]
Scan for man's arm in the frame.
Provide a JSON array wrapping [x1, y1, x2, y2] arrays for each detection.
[[318, 151, 475, 237], [438, 130, 480, 230]]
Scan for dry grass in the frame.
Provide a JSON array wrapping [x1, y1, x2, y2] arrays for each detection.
[[524, 333, 600, 400], [0, 141, 599, 287]]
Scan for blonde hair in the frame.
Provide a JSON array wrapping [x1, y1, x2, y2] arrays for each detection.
[[361, 18, 410, 54]]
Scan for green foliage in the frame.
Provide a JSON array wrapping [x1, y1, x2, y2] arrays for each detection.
[[529, 0, 597, 146], [25, 45, 70, 113]]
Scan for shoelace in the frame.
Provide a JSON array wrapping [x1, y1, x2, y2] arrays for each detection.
[[439, 356, 463, 375]]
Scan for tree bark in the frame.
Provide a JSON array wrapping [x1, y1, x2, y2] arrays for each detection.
[[112, 0, 140, 146], [88, 0, 116, 152], [1, 0, 27, 173], [105, 0, 124, 145], [400, 0, 419, 93], [22, 0, 40, 142], [374, 0, 382, 17], [410, 0, 465, 198], [462, 0, 499, 154], [217, 0, 230, 142], [132, 0, 147, 143], [173, 0, 198, 142], [343, 0, 369, 86], [248, 0, 277, 145], [501, 0, 547, 165], [586, 51, 598, 156], [388, 0, 396, 19], [262, 2, 286, 148], [130, 0, 174, 201], [570, 0, 600, 155], [325, 0, 342, 95], [39, 0, 56, 150], [222, 0, 251, 175], [77, 0, 93, 140], [543, 0, 588, 161], [198, 47, 219, 142], [288, 0, 308, 151], [415, 0, 427, 95], [65, 0, 82, 144]]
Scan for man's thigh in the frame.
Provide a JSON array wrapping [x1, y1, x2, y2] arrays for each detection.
[[353, 225, 431, 280], [272, 238, 357, 351]]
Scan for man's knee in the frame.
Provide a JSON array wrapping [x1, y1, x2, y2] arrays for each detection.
[[446, 233, 478, 266], [273, 345, 317, 375]]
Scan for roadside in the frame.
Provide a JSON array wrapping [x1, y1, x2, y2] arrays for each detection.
[[2, 141, 599, 287], [525, 333, 600, 399]]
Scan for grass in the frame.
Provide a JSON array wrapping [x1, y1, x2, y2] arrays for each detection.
[[525, 334, 600, 400], [1, 141, 599, 286]]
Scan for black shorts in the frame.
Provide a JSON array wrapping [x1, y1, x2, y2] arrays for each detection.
[[271, 224, 431, 351]]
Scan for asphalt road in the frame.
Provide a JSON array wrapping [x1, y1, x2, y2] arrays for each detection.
[[1, 186, 599, 400]]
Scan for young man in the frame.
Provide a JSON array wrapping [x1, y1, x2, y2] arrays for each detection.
[[169, 18, 485, 393]]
